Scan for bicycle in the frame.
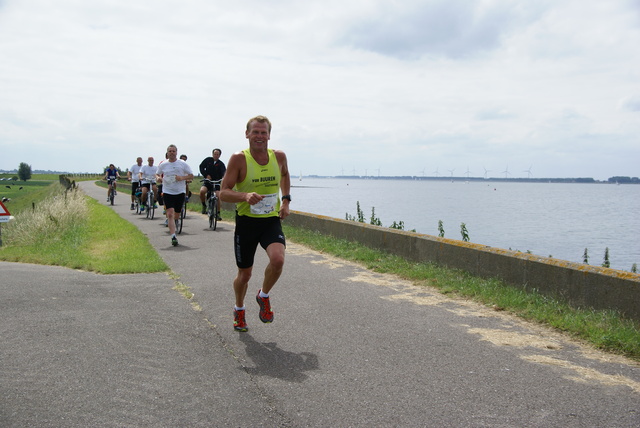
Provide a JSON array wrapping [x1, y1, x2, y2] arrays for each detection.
[[175, 194, 188, 234], [133, 185, 143, 214], [201, 178, 221, 230], [106, 178, 117, 205], [142, 183, 156, 220]]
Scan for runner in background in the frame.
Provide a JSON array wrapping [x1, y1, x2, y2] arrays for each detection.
[[157, 145, 193, 246]]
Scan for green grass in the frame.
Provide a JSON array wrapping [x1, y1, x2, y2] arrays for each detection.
[[81, 198, 169, 273], [0, 174, 100, 215], [0, 173, 68, 182], [0, 180, 57, 214], [0, 182, 168, 274], [282, 225, 640, 361]]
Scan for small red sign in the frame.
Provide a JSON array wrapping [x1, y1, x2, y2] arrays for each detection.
[[0, 200, 10, 216]]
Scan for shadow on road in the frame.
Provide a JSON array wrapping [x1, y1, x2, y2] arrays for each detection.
[[239, 334, 319, 382]]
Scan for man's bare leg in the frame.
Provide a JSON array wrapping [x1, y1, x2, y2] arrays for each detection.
[[234, 267, 252, 308], [261, 243, 285, 294]]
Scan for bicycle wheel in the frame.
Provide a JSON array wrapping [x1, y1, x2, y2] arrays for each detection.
[[176, 209, 184, 234], [211, 199, 218, 231], [208, 197, 215, 229], [149, 198, 155, 219], [109, 188, 115, 205], [146, 193, 152, 219]]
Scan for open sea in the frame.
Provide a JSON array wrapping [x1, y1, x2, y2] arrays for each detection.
[[291, 177, 640, 272]]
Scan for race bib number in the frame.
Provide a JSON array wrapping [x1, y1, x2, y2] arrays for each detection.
[[163, 175, 176, 185], [250, 193, 278, 215]]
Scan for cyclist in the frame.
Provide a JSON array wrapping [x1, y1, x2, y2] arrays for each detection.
[[199, 148, 226, 218], [139, 156, 158, 212], [127, 157, 143, 210], [156, 144, 193, 246], [103, 163, 120, 202]]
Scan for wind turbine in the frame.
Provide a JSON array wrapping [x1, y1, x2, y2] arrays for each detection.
[[465, 166, 471, 179], [483, 166, 491, 179], [448, 169, 455, 182], [524, 165, 533, 179], [502, 165, 511, 179], [433, 167, 440, 177]]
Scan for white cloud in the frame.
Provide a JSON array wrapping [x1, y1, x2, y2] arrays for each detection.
[[339, 0, 547, 59], [0, 0, 638, 180]]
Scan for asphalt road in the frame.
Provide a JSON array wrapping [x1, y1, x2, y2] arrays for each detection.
[[1, 181, 639, 427]]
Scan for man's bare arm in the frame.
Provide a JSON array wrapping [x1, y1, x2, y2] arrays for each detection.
[[276, 150, 291, 219]]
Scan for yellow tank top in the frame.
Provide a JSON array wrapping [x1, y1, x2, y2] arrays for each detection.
[[235, 148, 281, 218]]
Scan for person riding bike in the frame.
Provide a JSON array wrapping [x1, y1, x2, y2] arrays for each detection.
[[104, 163, 120, 202], [199, 148, 226, 218], [139, 156, 158, 212], [127, 157, 143, 210]]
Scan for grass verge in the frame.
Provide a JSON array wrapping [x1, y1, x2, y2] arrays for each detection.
[[0, 183, 168, 274], [282, 225, 640, 361], [83, 198, 168, 273]]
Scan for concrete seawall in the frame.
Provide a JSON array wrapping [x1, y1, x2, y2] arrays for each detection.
[[285, 210, 640, 322]]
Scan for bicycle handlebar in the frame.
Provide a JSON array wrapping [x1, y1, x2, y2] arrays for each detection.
[[200, 178, 222, 184]]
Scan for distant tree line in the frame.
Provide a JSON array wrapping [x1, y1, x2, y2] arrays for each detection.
[[322, 175, 639, 184], [607, 176, 640, 184]]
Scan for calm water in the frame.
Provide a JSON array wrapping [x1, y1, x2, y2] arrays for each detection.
[[291, 177, 640, 272]]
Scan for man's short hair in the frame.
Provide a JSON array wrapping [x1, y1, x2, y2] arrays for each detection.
[[246, 115, 271, 133]]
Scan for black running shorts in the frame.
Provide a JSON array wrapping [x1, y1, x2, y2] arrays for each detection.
[[234, 214, 286, 269], [163, 193, 185, 213]]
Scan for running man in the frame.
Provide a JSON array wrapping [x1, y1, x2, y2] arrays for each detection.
[[156, 145, 193, 246], [220, 115, 291, 332]]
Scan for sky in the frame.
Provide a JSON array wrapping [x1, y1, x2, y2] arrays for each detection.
[[1, 0, 639, 181]]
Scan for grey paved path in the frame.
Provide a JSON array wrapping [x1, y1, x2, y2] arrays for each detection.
[[1, 181, 639, 427]]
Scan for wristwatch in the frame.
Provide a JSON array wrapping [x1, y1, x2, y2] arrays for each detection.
[[281, 195, 291, 202]]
